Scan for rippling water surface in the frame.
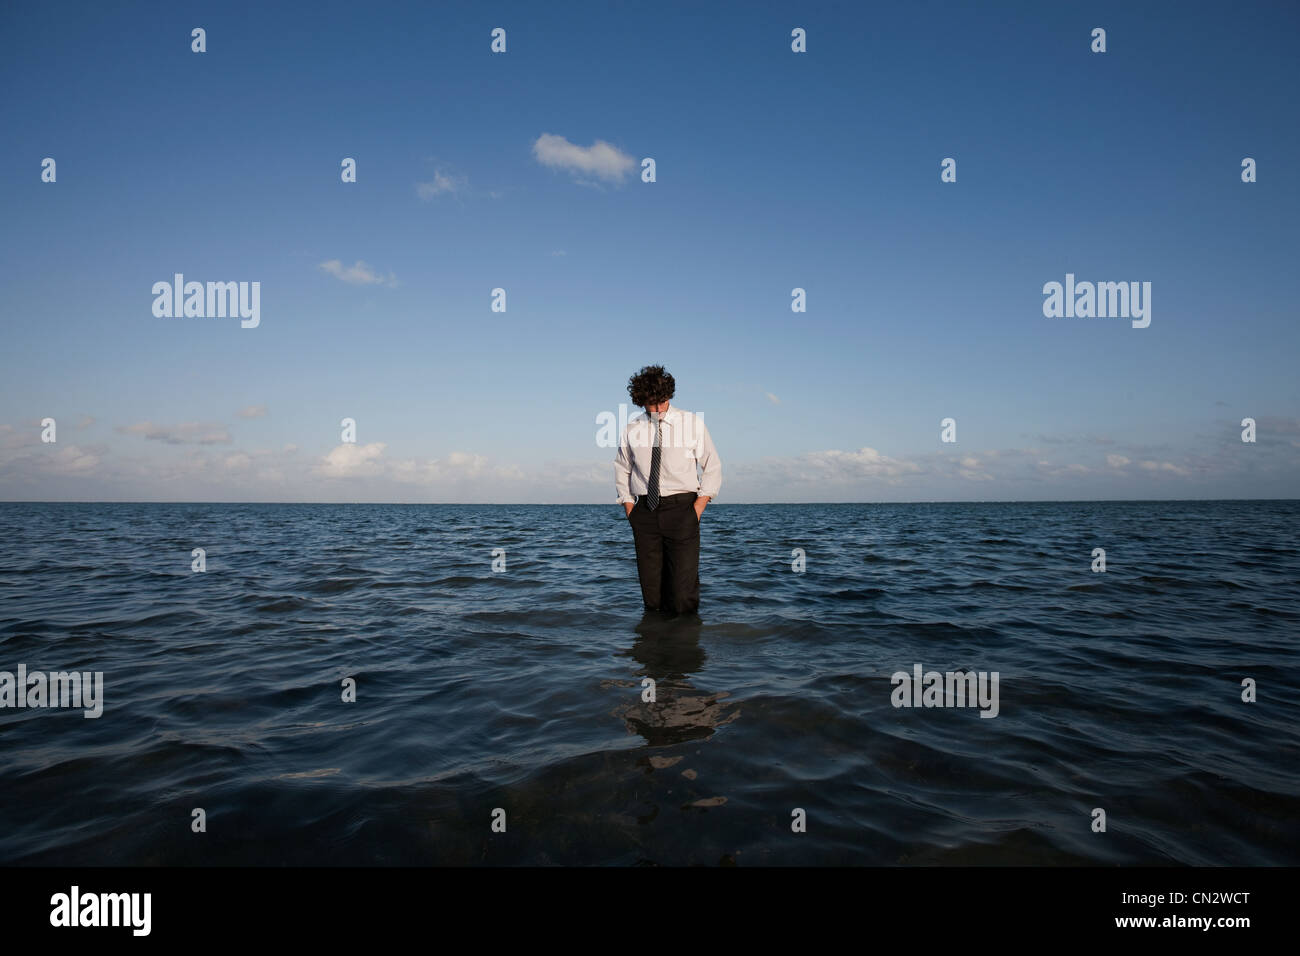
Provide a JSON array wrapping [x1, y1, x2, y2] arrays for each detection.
[[1, 501, 1297, 865]]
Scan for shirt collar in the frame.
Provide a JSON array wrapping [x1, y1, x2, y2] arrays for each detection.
[[639, 406, 679, 426]]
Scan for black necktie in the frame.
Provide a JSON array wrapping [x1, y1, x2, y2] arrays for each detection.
[[646, 417, 661, 511]]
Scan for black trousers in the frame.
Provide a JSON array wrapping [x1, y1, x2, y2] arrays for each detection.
[[627, 491, 700, 614]]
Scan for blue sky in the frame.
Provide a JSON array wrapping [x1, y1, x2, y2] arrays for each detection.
[[1, 0, 1297, 502]]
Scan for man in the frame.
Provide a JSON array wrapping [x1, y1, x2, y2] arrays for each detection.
[[614, 365, 722, 615]]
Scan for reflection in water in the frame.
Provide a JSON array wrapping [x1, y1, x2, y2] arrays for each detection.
[[614, 611, 740, 748]]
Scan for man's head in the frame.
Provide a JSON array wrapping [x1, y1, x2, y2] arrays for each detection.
[[627, 365, 675, 413]]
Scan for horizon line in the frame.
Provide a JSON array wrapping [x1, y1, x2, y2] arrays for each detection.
[[1, 497, 1295, 506]]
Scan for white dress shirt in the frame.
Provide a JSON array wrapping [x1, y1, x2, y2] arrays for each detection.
[[614, 405, 722, 505]]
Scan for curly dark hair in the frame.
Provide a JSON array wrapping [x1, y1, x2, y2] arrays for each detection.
[[626, 365, 675, 408]]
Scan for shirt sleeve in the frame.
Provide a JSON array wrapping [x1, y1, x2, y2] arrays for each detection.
[[613, 427, 635, 504], [696, 417, 721, 500]]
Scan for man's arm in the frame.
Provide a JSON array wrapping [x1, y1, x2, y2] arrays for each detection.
[[695, 418, 721, 518], [614, 428, 635, 516]]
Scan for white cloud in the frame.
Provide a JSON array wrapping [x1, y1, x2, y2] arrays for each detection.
[[237, 405, 268, 420], [388, 451, 510, 485], [316, 442, 387, 478], [957, 455, 994, 480], [1106, 454, 1131, 468], [787, 447, 921, 482], [41, 444, 100, 475], [318, 260, 397, 287], [765, 392, 781, 405], [416, 169, 467, 199], [447, 451, 486, 471], [532, 133, 636, 184]]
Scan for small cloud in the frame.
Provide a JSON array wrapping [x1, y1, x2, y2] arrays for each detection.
[[447, 451, 487, 472], [1215, 400, 1229, 407], [39, 444, 100, 475], [318, 260, 397, 287], [801, 447, 921, 480], [765, 392, 780, 405], [1106, 454, 1131, 468], [237, 405, 268, 420], [117, 422, 232, 445], [551, 250, 567, 257], [316, 442, 387, 478], [416, 169, 468, 200], [75, 415, 95, 430], [532, 133, 636, 184]]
